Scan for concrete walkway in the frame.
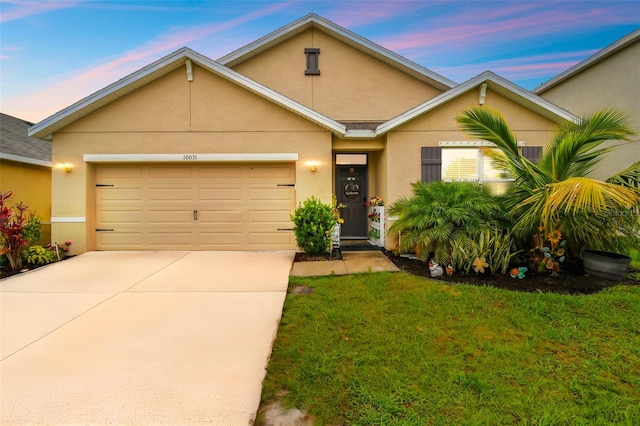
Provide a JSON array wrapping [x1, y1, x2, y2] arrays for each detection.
[[290, 250, 399, 277], [0, 251, 294, 425]]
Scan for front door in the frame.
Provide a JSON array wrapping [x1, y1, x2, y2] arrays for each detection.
[[336, 165, 368, 237]]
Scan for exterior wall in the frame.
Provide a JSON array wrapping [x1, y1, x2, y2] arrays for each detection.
[[383, 89, 558, 248], [51, 65, 333, 254], [0, 160, 52, 244], [232, 28, 443, 121], [537, 41, 640, 178]]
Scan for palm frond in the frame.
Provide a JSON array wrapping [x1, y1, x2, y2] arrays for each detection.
[[543, 177, 640, 216], [607, 161, 640, 193]]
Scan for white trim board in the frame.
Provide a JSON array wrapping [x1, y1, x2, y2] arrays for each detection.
[[83, 153, 299, 163], [51, 217, 86, 223]]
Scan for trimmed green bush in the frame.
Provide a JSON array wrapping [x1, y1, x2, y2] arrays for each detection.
[[291, 196, 335, 256]]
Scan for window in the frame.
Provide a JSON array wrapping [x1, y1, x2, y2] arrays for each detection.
[[305, 48, 320, 75], [441, 147, 513, 194], [422, 142, 539, 195]]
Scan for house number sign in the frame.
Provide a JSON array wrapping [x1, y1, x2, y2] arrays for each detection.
[[183, 154, 198, 160], [344, 182, 360, 199]]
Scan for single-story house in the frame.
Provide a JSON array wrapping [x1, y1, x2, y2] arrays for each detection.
[[1, 113, 52, 243], [29, 13, 578, 254], [534, 28, 640, 179]]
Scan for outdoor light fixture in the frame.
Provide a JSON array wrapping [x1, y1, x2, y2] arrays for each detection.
[[307, 161, 319, 172], [56, 163, 73, 173]]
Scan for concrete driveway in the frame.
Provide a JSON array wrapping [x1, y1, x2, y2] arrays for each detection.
[[0, 250, 295, 425]]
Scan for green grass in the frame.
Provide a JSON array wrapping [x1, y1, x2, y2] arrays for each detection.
[[260, 273, 640, 425]]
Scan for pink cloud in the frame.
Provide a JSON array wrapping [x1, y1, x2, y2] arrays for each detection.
[[376, 3, 638, 54], [4, 2, 293, 122], [0, 0, 82, 23]]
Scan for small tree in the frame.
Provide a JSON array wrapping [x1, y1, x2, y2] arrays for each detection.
[[291, 196, 335, 256], [0, 191, 30, 271]]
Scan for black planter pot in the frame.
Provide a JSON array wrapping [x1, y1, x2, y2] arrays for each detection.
[[582, 250, 631, 281]]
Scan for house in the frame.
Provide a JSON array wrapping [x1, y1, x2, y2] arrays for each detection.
[[28, 13, 576, 254], [0, 113, 52, 243], [534, 28, 640, 179]]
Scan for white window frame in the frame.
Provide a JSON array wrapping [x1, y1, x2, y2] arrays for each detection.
[[439, 141, 525, 185]]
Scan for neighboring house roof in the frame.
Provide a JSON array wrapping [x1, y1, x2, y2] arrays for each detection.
[[29, 47, 347, 140], [533, 28, 640, 94], [0, 113, 51, 167], [218, 13, 456, 91], [376, 71, 578, 136]]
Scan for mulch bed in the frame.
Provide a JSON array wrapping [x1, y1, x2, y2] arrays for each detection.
[[382, 249, 639, 295]]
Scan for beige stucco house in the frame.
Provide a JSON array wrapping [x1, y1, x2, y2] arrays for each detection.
[[29, 14, 577, 254], [534, 28, 640, 179]]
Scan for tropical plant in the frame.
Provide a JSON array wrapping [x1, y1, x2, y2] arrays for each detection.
[[389, 181, 508, 265], [456, 107, 640, 255], [0, 191, 31, 271], [291, 196, 335, 257], [23, 245, 57, 266], [451, 226, 519, 275]]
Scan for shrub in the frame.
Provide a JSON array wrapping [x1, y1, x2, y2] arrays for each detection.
[[23, 245, 57, 266], [389, 181, 508, 265], [22, 215, 42, 245], [0, 191, 30, 271], [291, 196, 335, 256]]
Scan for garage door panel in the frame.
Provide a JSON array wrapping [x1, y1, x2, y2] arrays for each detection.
[[198, 188, 244, 202], [97, 166, 144, 179], [248, 210, 291, 223], [98, 210, 144, 224], [249, 231, 294, 246], [199, 167, 244, 179], [248, 165, 294, 179], [149, 166, 194, 179], [98, 188, 144, 201], [198, 210, 243, 224], [97, 232, 145, 247], [96, 163, 295, 250], [149, 210, 194, 224], [249, 187, 294, 201], [149, 187, 193, 201]]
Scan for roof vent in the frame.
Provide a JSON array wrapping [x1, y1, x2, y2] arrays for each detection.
[[305, 48, 320, 75]]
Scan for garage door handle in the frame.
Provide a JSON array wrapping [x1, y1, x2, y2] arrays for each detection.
[[277, 183, 295, 187], [193, 209, 198, 221]]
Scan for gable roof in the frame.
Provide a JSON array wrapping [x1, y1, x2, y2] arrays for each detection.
[[218, 13, 456, 91], [29, 47, 347, 140], [534, 28, 640, 94], [0, 113, 51, 167], [375, 71, 578, 136]]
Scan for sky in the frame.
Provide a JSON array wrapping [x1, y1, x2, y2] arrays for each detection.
[[1, 0, 638, 123]]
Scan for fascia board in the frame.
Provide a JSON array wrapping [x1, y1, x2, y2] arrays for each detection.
[[0, 153, 52, 167], [377, 71, 578, 135]]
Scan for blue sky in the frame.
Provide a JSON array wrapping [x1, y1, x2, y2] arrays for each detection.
[[1, 0, 638, 123]]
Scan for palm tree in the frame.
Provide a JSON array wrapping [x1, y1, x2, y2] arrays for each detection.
[[456, 107, 639, 254], [388, 181, 508, 265]]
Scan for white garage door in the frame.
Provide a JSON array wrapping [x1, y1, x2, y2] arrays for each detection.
[[95, 163, 296, 250]]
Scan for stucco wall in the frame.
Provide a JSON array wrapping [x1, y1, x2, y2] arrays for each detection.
[[232, 28, 443, 121], [0, 160, 52, 244], [385, 89, 557, 211], [51, 65, 333, 253], [537, 41, 640, 178]]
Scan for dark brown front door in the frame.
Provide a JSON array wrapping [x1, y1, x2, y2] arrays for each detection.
[[336, 165, 368, 237]]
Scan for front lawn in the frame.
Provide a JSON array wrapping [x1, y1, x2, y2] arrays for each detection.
[[259, 272, 640, 425]]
